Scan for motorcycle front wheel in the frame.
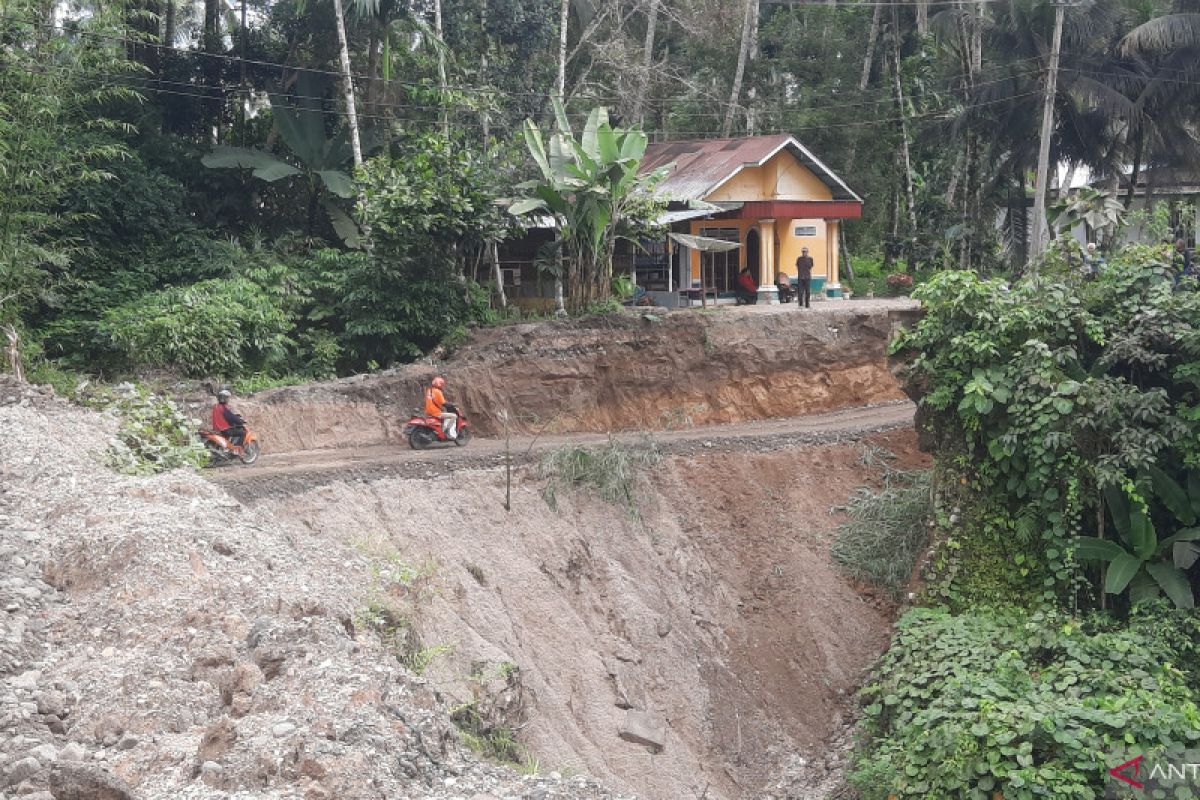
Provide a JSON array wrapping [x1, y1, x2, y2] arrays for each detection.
[[239, 440, 261, 464], [453, 427, 472, 447], [408, 428, 436, 450]]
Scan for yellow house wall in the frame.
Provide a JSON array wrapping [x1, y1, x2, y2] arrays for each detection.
[[706, 168, 764, 203], [764, 154, 833, 201], [682, 148, 843, 287], [777, 218, 832, 281]]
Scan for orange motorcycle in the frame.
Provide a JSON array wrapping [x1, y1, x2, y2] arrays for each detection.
[[199, 427, 261, 465]]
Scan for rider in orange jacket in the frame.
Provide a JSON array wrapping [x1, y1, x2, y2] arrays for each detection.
[[424, 376, 457, 439]]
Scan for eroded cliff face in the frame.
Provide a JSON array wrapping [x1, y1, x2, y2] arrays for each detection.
[[246, 304, 919, 454], [235, 429, 928, 800]]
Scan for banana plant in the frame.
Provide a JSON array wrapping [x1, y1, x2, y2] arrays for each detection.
[[508, 98, 671, 311], [202, 72, 374, 246], [1075, 466, 1200, 609]]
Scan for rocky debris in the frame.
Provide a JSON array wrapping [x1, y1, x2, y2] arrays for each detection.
[[616, 711, 666, 752], [1, 393, 632, 800]]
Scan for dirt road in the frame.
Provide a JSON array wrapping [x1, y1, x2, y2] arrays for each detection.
[[212, 400, 916, 496]]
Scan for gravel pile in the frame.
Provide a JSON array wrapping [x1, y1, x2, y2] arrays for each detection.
[[0, 377, 629, 800]]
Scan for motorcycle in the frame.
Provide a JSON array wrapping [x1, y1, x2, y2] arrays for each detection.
[[199, 427, 261, 465], [403, 403, 472, 450]]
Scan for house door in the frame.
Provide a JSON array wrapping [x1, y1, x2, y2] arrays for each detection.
[[745, 229, 761, 285]]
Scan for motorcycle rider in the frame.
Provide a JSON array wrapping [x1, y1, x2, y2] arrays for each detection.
[[424, 376, 457, 440], [212, 388, 247, 446]]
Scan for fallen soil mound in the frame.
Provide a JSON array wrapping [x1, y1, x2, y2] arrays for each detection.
[[0, 381, 628, 800], [244, 303, 919, 454]]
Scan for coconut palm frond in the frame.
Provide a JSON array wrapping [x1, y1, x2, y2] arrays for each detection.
[[1121, 14, 1200, 55]]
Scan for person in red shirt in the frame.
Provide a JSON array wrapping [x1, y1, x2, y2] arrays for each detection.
[[735, 267, 758, 305], [211, 388, 246, 445], [424, 376, 458, 439]]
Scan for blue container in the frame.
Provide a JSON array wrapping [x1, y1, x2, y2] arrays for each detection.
[[810, 276, 827, 295]]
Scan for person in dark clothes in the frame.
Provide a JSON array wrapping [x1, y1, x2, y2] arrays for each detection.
[[735, 267, 758, 305], [775, 271, 796, 303], [795, 247, 814, 308], [1175, 239, 1195, 285]]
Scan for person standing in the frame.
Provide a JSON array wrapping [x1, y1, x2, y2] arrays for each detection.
[[1175, 238, 1194, 285], [795, 247, 814, 308]]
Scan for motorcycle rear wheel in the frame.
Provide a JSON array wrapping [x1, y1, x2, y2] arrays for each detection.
[[409, 428, 436, 450], [239, 441, 261, 464]]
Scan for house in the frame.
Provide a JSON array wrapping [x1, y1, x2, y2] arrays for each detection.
[[638, 135, 863, 304], [1062, 167, 1199, 249], [490, 134, 863, 309]]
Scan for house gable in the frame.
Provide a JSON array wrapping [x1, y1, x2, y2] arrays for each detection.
[[641, 135, 858, 204], [705, 149, 834, 203]]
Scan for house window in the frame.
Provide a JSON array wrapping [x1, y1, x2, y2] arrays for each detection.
[[499, 268, 521, 287], [698, 227, 740, 291], [794, 225, 817, 237]]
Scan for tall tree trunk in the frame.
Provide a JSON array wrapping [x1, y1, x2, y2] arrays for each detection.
[[1030, 0, 1065, 264], [490, 241, 507, 311], [916, 0, 928, 36], [164, 0, 176, 48], [553, 0, 569, 316], [860, 2, 882, 91], [722, 0, 757, 137], [366, 25, 381, 117], [890, 8, 918, 267], [332, 0, 363, 169], [480, 0, 490, 144], [1058, 161, 1077, 202], [632, 0, 659, 126], [1124, 129, 1145, 209], [203, 0, 222, 141], [884, 188, 900, 272], [556, 0, 570, 99], [434, 0, 448, 136]]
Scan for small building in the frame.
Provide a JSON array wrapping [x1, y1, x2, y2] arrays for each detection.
[[639, 135, 863, 304], [490, 134, 862, 309]]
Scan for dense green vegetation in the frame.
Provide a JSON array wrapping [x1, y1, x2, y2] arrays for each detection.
[[3, 0, 1198, 383], [852, 240, 1200, 797]]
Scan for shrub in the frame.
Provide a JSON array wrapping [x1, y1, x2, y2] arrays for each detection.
[[98, 277, 291, 377], [851, 607, 1200, 800], [539, 437, 660, 516], [890, 249, 1200, 610], [831, 465, 931, 596], [885, 272, 914, 296], [87, 383, 207, 474]]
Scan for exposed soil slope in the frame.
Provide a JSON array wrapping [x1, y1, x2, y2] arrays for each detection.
[[242, 428, 929, 800], [243, 302, 919, 453], [0, 382, 629, 800]]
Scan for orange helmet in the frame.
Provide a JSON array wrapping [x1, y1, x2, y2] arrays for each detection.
[[431, 376, 446, 389]]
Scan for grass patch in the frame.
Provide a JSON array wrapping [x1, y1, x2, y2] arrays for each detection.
[[831, 456, 931, 597], [539, 437, 660, 516]]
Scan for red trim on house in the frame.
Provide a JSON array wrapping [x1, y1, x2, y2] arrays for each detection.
[[718, 200, 863, 220]]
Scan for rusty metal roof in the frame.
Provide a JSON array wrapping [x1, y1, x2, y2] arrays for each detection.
[[640, 135, 861, 204]]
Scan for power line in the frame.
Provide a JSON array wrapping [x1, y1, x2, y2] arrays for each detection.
[[6, 36, 1050, 128], [0, 10, 1046, 111], [8, 59, 1045, 138]]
